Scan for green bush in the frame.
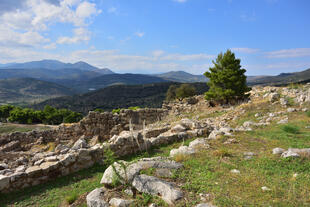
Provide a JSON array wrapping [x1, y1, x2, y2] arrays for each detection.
[[166, 84, 196, 101], [112, 108, 121, 114], [128, 106, 140, 111], [1, 104, 82, 125], [281, 124, 300, 134], [176, 84, 196, 100], [0, 105, 15, 120], [306, 110, 310, 117], [94, 108, 104, 113], [166, 85, 178, 101]]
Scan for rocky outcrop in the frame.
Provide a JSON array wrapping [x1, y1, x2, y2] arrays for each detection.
[[272, 147, 310, 158], [100, 157, 183, 186], [97, 157, 184, 206], [132, 174, 183, 205]]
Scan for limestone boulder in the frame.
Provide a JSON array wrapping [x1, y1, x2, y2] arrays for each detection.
[[189, 138, 209, 149], [269, 92, 280, 102], [0, 175, 10, 191], [101, 157, 182, 186], [109, 198, 133, 207], [170, 146, 196, 157], [171, 124, 186, 133], [272, 147, 285, 155], [72, 138, 88, 150], [132, 174, 183, 205], [86, 188, 109, 207]]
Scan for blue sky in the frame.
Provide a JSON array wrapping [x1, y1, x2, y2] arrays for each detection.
[[0, 0, 309, 75]]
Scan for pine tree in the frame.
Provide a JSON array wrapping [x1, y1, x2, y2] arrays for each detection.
[[204, 49, 250, 104]]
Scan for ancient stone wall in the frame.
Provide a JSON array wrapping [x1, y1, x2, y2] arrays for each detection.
[[0, 108, 170, 192], [0, 108, 168, 152], [0, 117, 211, 193]]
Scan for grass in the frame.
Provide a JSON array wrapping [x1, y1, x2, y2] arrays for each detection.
[[0, 123, 51, 134], [65, 192, 78, 204], [0, 137, 193, 207], [0, 164, 106, 207], [1, 96, 310, 206], [281, 124, 300, 134]]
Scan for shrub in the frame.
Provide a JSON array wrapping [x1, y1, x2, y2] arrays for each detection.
[[65, 192, 78, 204], [112, 108, 121, 114], [166, 84, 196, 101], [306, 110, 310, 117], [281, 124, 300, 134], [94, 108, 104, 113], [166, 85, 178, 101], [213, 148, 233, 158], [128, 106, 140, 111], [175, 84, 196, 100], [204, 49, 251, 104]]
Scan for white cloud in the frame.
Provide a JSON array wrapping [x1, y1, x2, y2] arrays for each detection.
[[266, 48, 310, 58], [66, 49, 214, 74], [43, 43, 57, 49], [57, 27, 90, 44], [0, 0, 100, 48], [161, 53, 214, 61], [231, 48, 260, 54], [108, 7, 117, 14], [76, 1, 99, 19], [152, 50, 165, 57], [135, 32, 145, 38], [0, 26, 49, 47]]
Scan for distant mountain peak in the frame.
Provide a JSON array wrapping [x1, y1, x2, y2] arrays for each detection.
[[0, 59, 114, 74]]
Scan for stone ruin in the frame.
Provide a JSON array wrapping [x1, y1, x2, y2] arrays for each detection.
[[0, 108, 173, 193]]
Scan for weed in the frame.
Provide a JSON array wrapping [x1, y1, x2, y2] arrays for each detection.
[[142, 193, 153, 205], [111, 172, 121, 188], [287, 97, 295, 106], [65, 192, 78, 204], [104, 147, 116, 166], [288, 83, 302, 89], [128, 106, 140, 111], [213, 148, 233, 158], [140, 167, 155, 176], [281, 124, 300, 134], [47, 142, 55, 152], [174, 153, 191, 162], [112, 108, 121, 114]]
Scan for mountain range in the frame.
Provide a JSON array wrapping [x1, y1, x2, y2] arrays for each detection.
[[0, 60, 208, 94], [1, 59, 310, 106], [247, 68, 310, 86]]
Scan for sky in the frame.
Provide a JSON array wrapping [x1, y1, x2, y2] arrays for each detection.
[[0, 0, 309, 75]]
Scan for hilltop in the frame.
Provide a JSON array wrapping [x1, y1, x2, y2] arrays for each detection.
[[0, 78, 75, 105], [154, 71, 208, 83], [248, 68, 310, 85]]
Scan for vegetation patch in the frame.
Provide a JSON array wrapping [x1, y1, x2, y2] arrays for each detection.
[[281, 124, 300, 134]]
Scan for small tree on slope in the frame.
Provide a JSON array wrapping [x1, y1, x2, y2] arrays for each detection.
[[204, 49, 251, 104]]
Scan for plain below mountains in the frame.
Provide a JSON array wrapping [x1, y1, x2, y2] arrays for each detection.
[[0, 78, 75, 105]]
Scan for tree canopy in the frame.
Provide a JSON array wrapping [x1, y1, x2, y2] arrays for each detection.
[[0, 104, 82, 125], [204, 49, 250, 104], [166, 84, 196, 101]]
